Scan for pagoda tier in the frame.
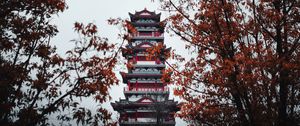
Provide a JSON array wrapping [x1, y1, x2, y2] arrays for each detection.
[[121, 46, 171, 58], [129, 8, 161, 22], [111, 99, 178, 111], [133, 64, 166, 69], [131, 22, 164, 29], [120, 72, 162, 83], [111, 8, 179, 126]]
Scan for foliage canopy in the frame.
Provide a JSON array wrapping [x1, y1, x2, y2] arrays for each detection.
[[0, 1, 118, 125], [158, 0, 300, 125]]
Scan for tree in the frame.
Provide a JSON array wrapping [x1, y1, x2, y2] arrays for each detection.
[[0, 1, 118, 125], [157, 0, 300, 125]]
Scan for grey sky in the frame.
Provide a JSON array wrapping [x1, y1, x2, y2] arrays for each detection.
[[52, 0, 189, 125]]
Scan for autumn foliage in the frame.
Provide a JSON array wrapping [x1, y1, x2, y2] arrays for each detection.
[[0, 1, 118, 125], [158, 0, 300, 125]]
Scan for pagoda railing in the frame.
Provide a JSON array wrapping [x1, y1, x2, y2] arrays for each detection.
[[133, 64, 165, 68], [128, 80, 162, 83], [132, 70, 161, 74], [136, 27, 158, 31], [120, 119, 175, 124], [131, 33, 164, 39], [124, 87, 169, 94]]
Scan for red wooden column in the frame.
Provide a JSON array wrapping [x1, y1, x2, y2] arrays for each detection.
[[135, 112, 137, 121], [135, 81, 138, 91], [128, 81, 131, 90]]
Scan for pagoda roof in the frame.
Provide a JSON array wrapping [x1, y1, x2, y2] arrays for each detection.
[[129, 8, 161, 22], [120, 121, 175, 126], [131, 35, 164, 40], [120, 72, 162, 83], [133, 64, 166, 68], [130, 21, 166, 31], [125, 41, 160, 49], [111, 98, 179, 111], [121, 46, 171, 58], [127, 80, 163, 84]]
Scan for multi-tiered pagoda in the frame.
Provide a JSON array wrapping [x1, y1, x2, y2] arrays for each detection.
[[111, 9, 178, 126]]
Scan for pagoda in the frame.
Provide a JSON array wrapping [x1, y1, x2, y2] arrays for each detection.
[[111, 9, 179, 126]]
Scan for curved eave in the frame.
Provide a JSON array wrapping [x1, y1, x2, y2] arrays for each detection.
[[120, 121, 175, 126], [129, 13, 161, 22], [112, 100, 180, 113], [133, 64, 166, 69], [131, 36, 164, 40], [120, 72, 163, 83], [124, 46, 169, 53], [129, 38, 165, 43], [124, 91, 169, 96], [133, 9, 160, 15], [127, 80, 164, 85], [111, 101, 179, 109]]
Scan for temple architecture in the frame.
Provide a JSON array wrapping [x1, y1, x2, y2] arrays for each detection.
[[111, 9, 179, 126]]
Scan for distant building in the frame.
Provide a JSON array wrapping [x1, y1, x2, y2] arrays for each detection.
[[111, 9, 179, 126]]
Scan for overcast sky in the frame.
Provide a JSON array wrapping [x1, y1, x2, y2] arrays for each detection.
[[52, 0, 188, 125]]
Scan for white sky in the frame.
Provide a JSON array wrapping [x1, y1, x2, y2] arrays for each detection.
[[52, 0, 189, 125]]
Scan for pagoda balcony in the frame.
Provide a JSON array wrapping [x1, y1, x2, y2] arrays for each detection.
[[120, 119, 176, 125], [131, 71, 161, 74], [131, 34, 164, 40], [136, 27, 158, 32], [122, 72, 162, 77], [131, 22, 161, 27], [111, 100, 179, 111], [124, 87, 169, 95], [133, 64, 165, 68], [121, 72, 163, 83], [128, 80, 162, 84]]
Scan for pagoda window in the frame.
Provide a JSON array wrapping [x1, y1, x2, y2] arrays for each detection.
[[128, 118, 135, 122], [136, 56, 157, 61], [137, 56, 144, 61], [146, 19, 155, 23], [137, 19, 155, 23], [136, 26, 157, 31], [139, 31, 152, 36], [154, 31, 162, 37], [137, 19, 146, 22]]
